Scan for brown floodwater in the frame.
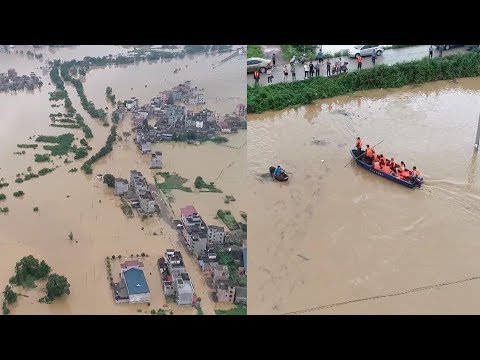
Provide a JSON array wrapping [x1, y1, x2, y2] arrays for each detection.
[[248, 78, 480, 315], [0, 46, 245, 315]]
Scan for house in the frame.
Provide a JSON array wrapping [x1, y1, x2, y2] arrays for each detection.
[[172, 272, 194, 305], [180, 205, 201, 226], [207, 225, 225, 245], [212, 264, 229, 284], [114, 178, 129, 196], [234, 286, 247, 305], [140, 142, 151, 154], [183, 226, 208, 256], [197, 93, 205, 105], [139, 191, 155, 213], [130, 170, 148, 195], [216, 281, 235, 303], [165, 250, 187, 274], [150, 151, 162, 169], [159, 91, 170, 103], [120, 260, 150, 303]]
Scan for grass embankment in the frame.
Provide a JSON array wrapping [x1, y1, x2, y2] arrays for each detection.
[[216, 209, 239, 230], [247, 45, 264, 58], [194, 176, 222, 193], [247, 50, 480, 114], [155, 172, 192, 193], [81, 125, 117, 174], [215, 305, 247, 316]]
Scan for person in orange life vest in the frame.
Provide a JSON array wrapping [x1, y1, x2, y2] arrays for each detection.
[[373, 159, 381, 170], [382, 162, 391, 174], [379, 154, 385, 166], [411, 166, 420, 177], [355, 137, 363, 151], [365, 144, 373, 158], [402, 170, 410, 178], [389, 158, 396, 170], [371, 150, 378, 165]]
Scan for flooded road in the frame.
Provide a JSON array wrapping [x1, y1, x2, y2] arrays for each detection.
[[248, 78, 480, 314], [0, 46, 245, 314]]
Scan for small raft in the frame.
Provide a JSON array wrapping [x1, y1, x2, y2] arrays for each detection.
[[269, 166, 289, 182], [351, 149, 423, 189]]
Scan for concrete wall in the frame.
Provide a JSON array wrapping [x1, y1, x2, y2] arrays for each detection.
[[129, 292, 150, 304]]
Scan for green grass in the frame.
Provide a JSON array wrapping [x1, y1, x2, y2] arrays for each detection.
[[155, 172, 192, 193], [247, 50, 480, 114], [195, 176, 222, 193], [17, 144, 38, 149], [215, 305, 247, 316], [34, 154, 50, 163], [216, 209, 239, 230], [197, 307, 204, 315], [247, 45, 264, 58]]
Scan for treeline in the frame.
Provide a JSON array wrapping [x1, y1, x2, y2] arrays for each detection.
[[81, 125, 117, 174], [247, 50, 480, 113]]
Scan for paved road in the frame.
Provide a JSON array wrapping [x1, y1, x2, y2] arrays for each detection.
[[247, 45, 470, 87]]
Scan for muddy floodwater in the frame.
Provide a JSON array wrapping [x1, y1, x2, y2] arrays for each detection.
[[0, 46, 245, 314], [248, 78, 480, 315]]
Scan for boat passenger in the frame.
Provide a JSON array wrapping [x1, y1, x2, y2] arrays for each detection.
[[274, 165, 284, 177], [401, 170, 410, 178], [390, 158, 396, 170], [365, 144, 373, 158], [411, 166, 420, 177], [356, 137, 363, 152], [382, 163, 391, 174], [379, 154, 386, 166], [373, 160, 381, 170], [371, 150, 378, 164], [399, 161, 405, 172]]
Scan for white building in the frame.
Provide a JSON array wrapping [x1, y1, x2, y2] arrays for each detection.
[[141, 142, 151, 154], [114, 178, 129, 196], [139, 191, 156, 213], [195, 120, 204, 129], [197, 93, 205, 105], [207, 225, 225, 245], [120, 260, 150, 304], [150, 151, 162, 169]]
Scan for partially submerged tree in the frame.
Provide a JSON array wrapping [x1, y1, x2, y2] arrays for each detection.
[[103, 174, 115, 188], [3, 285, 17, 304], [45, 274, 71, 301]]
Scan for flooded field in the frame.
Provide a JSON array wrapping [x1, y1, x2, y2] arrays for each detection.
[[0, 46, 245, 314], [248, 78, 480, 315]]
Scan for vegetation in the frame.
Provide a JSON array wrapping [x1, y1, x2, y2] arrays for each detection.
[[155, 172, 192, 193], [0, 194, 5, 201], [105, 86, 116, 104], [81, 125, 117, 174], [2, 301, 9, 315], [13, 191, 24, 197], [247, 45, 264, 58], [210, 136, 228, 144], [224, 195, 236, 204], [247, 50, 480, 113], [3, 285, 17, 304], [51, 118, 76, 124], [73, 147, 89, 160], [215, 305, 247, 316], [64, 158, 72, 164], [69, 168, 78, 173], [33, 207, 39, 212], [120, 198, 134, 218], [103, 174, 115, 187], [239, 223, 247, 232], [194, 176, 222, 192], [80, 138, 89, 147], [240, 212, 247, 221], [0, 182, 9, 189], [39, 274, 71, 303], [13, 151, 26, 155], [9, 255, 51, 288], [36, 133, 75, 157], [0, 207, 9, 213], [216, 209, 239, 230], [34, 154, 50, 162], [17, 144, 38, 149], [51, 123, 81, 129], [75, 114, 93, 139], [197, 307, 204, 315], [280, 45, 317, 62], [38, 168, 55, 176], [68, 232, 73, 241], [15, 178, 24, 183]]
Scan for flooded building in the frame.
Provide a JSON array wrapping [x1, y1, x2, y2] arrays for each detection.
[[114, 178, 129, 196], [207, 225, 225, 245], [120, 260, 150, 304], [216, 281, 235, 303], [161, 250, 194, 305], [180, 205, 208, 256], [140, 142, 151, 154], [173, 272, 194, 305], [150, 151, 163, 169], [130, 170, 148, 195], [212, 264, 229, 284], [139, 191, 155, 213], [234, 287, 247, 305]]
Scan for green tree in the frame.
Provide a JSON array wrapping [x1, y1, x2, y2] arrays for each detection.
[[68, 232, 73, 241], [45, 274, 71, 300], [2, 301, 9, 315], [103, 174, 115, 188], [194, 176, 205, 189], [3, 285, 17, 304]]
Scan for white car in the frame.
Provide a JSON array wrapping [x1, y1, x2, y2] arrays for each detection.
[[347, 45, 385, 58]]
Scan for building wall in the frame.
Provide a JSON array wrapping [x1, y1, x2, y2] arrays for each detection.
[[193, 237, 207, 256], [208, 228, 225, 244], [114, 182, 129, 196], [235, 295, 247, 305], [217, 287, 236, 303], [140, 198, 155, 213], [177, 289, 194, 305], [129, 292, 150, 303]]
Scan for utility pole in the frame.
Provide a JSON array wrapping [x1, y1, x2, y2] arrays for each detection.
[[475, 113, 480, 151]]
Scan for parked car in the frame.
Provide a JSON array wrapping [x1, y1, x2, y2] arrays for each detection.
[[247, 57, 272, 73], [465, 45, 480, 50], [347, 45, 384, 58], [435, 45, 461, 50]]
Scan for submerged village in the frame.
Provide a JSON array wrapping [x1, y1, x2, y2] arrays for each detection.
[[0, 45, 247, 315]]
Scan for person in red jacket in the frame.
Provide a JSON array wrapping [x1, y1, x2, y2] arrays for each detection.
[[357, 56, 363, 70]]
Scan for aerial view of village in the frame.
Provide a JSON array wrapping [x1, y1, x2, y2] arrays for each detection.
[[0, 45, 247, 315]]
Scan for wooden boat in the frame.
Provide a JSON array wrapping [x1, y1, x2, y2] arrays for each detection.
[[350, 149, 423, 189], [269, 166, 289, 182]]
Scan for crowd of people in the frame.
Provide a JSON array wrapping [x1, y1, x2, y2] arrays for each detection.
[[355, 137, 421, 181]]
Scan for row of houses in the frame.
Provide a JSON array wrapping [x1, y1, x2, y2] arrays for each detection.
[[0, 69, 43, 92], [114, 170, 158, 214], [158, 250, 195, 305]]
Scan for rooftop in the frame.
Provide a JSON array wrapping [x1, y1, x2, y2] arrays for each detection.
[[139, 191, 154, 201], [208, 225, 224, 232], [120, 260, 144, 269], [217, 280, 234, 291], [123, 268, 150, 295], [180, 205, 198, 218]]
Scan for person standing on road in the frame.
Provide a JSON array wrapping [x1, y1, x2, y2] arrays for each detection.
[[253, 70, 260, 86], [304, 63, 309, 79], [357, 55, 363, 70], [283, 65, 289, 82], [272, 53, 276, 67], [315, 61, 320, 76], [371, 49, 376, 65], [267, 68, 273, 83], [429, 45, 433, 58], [309, 61, 314, 77], [326, 59, 331, 76], [290, 62, 296, 81]]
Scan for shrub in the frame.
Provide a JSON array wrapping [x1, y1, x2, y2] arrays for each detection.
[[13, 191, 24, 197]]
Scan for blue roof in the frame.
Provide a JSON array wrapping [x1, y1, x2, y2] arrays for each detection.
[[123, 268, 150, 295], [242, 248, 247, 273]]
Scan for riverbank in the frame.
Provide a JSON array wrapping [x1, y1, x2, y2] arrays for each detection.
[[247, 50, 480, 113]]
